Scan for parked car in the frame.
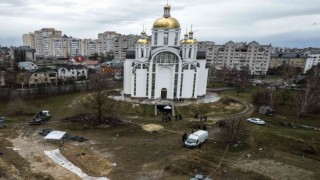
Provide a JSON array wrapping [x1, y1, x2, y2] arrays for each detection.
[[247, 118, 266, 125]]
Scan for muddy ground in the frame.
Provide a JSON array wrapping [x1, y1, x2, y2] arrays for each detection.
[[1, 93, 320, 180]]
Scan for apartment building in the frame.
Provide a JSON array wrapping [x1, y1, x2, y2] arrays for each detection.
[[304, 54, 320, 73], [98, 31, 118, 53], [23, 33, 35, 48], [269, 53, 308, 70], [33, 28, 62, 58], [113, 34, 139, 61], [197, 41, 215, 64], [209, 41, 272, 75]]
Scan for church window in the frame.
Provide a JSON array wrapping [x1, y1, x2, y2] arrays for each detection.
[[141, 49, 144, 58], [189, 49, 192, 58], [174, 33, 178, 45], [154, 33, 158, 45], [164, 32, 169, 45]]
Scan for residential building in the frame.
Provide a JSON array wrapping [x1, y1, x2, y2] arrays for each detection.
[[0, 47, 11, 61], [28, 69, 57, 85], [272, 47, 320, 55], [57, 65, 87, 81], [209, 41, 272, 75], [82, 39, 97, 56], [197, 41, 215, 64], [269, 53, 308, 70], [71, 56, 86, 65], [18, 61, 38, 70], [123, 4, 208, 99], [100, 60, 124, 79], [32, 28, 62, 58], [23, 33, 35, 48], [98, 31, 118, 53], [304, 54, 320, 73]]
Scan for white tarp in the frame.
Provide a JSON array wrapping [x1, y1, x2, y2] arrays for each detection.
[[44, 131, 66, 140], [45, 149, 109, 180]]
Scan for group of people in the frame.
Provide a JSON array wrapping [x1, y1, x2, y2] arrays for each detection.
[[173, 98, 185, 103], [162, 112, 183, 123], [194, 112, 208, 122]]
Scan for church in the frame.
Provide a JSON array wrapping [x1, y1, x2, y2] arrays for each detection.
[[123, 4, 208, 100]]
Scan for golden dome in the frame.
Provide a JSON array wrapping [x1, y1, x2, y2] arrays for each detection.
[[136, 38, 149, 45], [181, 38, 197, 45], [153, 17, 180, 29]]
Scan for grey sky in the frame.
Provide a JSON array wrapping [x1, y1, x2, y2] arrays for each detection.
[[0, 0, 320, 48]]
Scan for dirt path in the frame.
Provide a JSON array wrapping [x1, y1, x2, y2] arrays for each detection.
[[9, 130, 81, 180]]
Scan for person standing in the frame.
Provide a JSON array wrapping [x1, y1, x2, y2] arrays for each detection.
[[182, 132, 187, 142]]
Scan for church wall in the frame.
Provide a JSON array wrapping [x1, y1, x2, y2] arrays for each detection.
[[181, 70, 194, 98], [197, 60, 208, 96], [156, 66, 174, 99], [123, 59, 132, 95], [135, 69, 147, 97]]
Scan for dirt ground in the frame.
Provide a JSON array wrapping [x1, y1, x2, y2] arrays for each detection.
[[1, 120, 320, 180], [1, 94, 320, 179], [8, 128, 81, 180]]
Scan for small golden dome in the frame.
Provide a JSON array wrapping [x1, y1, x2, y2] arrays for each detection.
[[164, 4, 171, 9], [136, 38, 149, 45], [181, 39, 197, 45], [153, 17, 180, 29]]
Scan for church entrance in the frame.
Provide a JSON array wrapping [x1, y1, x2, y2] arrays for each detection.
[[161, 88, 167, 99]]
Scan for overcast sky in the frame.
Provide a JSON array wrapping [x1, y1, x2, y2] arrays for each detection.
[[1, 0, 320, 48]]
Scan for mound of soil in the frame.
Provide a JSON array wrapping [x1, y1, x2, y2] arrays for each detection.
[[60, 144, 112, 176], [142, 124, 164, 132], [62, 114, 126, 126]]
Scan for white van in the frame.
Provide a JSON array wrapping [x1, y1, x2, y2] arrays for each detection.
[[184, 130, 208, 147]]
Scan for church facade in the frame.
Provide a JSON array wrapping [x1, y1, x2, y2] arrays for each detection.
[[123, 4, 208, 100]]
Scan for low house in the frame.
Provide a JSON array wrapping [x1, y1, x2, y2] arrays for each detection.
[[82, 60, 100, 70], [18, 61, 38, 70], [100, 60, 123, 79], [269, 53, 308, 70], [71, 56, 86, 65], [57, 65, 88, 81], [28, 69, 57, 85]]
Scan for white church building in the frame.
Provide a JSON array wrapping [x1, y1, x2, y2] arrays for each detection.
[[123, 4, 208, 100]]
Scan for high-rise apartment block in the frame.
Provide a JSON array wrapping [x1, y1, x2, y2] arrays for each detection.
[[98, 31, 118, 53], [207, 41, 272, 75], [23, 29, 139, 60]]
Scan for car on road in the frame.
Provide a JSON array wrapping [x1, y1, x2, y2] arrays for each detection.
[[247, 118, 266, 125]]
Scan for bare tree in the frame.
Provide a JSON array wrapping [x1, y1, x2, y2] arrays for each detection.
[[296, 65, 320, 116], [235, 65, 251, 96], [80, 73, 112, 122], [223, 116, 249, 144], [252, 89, 270, 107], [216, 65, 233, 86]]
